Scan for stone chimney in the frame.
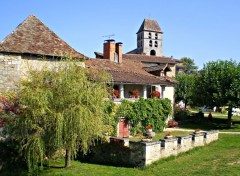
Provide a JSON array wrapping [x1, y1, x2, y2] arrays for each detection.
[[116, 42, 123, 63], [103, 39, 115, 62], [103, 40, 123, 63]]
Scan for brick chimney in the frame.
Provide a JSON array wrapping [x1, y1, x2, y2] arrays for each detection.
[[116, 42, 123, 63], [103, 40, 123, 64], [103, 39, 115, 62]]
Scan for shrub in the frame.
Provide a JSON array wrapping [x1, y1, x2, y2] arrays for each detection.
[[174, 105, 191, 121]]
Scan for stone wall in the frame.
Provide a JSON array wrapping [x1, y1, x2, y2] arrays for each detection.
[[79, 130, 219, 167], [126, 130, 219, 166], [0, 54, 21, 91], [0, 54, 85, 92]]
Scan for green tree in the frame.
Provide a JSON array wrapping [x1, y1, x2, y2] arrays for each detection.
[[175, 73, 196, 109], [180, 57, 198, 74], [7, 59, 112, 173], [199, 60, 240, 127]]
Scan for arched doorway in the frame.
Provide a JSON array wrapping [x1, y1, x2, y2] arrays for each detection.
[[150, 50, 156, 56]]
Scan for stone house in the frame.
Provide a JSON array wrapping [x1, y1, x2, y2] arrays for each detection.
[[0, 15, 86, 91], [88, 19, 178, 105], [0, 15, 178, 138]]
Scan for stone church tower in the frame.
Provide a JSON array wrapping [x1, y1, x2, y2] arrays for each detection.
[[128, 19, 163, 56]]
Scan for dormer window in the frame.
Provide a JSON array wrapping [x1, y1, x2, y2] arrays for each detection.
[[155, 33, 158, 39], [149, 40, 152, 47], [155, 41, 158, 47], [148, 32, 152, 39]]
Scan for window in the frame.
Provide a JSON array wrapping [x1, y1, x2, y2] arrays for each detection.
[[155, 41, 158, 47], [149, 40, 152, 47], [148, 32, 152, 39], [141, 41, 142, 47], [155, 33, 158, 39], [150, 50, 156, 56]]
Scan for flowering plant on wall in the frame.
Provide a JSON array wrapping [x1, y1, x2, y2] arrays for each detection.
[[151, 91, 160, 98], [113, 89, 119, 98], [129, 89, 139, 98], [0, 94, 20, 127], [146, 125, 152, 129]]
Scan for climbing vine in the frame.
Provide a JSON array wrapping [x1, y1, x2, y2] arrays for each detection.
[[116, 98, 172, 135]]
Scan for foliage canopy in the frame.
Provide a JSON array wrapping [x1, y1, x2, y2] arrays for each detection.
[[5, 59, 112, 173], [197, 60, 240, 127]]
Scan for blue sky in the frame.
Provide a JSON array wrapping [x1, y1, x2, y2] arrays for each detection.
[[1, 0, 240, 68]]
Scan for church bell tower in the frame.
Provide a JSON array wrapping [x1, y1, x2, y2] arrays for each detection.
[[136, 19, 163, 56]]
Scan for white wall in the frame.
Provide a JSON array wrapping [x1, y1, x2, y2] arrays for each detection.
[[163, 86, 174, 105]]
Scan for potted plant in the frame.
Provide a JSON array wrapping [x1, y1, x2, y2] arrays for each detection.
[[146, 125, 152, 132], [129, 89, 139, 98], [164, 131, 173, 139], [151, 91, 161, 98], [144, 125, 155, 139], [168, 120, 178, 128], [113, 89, 119, 98], [194, 128, 201, 134]]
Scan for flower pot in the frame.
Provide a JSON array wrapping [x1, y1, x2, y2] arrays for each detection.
[[146, 129, 152, 133]]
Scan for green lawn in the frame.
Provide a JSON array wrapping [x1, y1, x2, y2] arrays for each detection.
[[179, 112, 240, 132], [40, 134, 240, 176]]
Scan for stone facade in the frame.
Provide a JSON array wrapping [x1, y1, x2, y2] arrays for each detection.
[[0, 54, 21, 91], [0, 54, 85, 92], [137, 31, 163, 56]]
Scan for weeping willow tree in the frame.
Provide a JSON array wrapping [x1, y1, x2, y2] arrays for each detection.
[[10, 58, 112, 173]]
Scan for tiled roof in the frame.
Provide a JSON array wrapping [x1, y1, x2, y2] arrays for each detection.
[[85, 58, 175, 85], [137, 19, 162, 34], [123, 54, 177, 64], [143, 65, 170, 72], [0, 15, 86, 58], [94, 52, 177, 64]]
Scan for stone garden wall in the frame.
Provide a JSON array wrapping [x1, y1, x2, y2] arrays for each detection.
[[106, 130, 219, 167]]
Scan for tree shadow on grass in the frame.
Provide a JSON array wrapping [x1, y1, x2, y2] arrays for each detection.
[[179, 116, 240, 131]]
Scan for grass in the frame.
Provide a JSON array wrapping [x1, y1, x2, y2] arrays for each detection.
[[40, 134, 240, 176], [179, 112, 240, 132]]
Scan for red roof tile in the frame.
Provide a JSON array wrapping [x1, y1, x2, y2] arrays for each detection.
[[123, 54, 177, 64], [85, 58, 175, 85], [0, 15, 86, 58]]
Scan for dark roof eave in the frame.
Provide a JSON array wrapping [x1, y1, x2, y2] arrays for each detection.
[[140, 61, 176, 64], [0, 50, 86, 59], [136, 30, 163, 34], [113, 81, 172, 86]]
